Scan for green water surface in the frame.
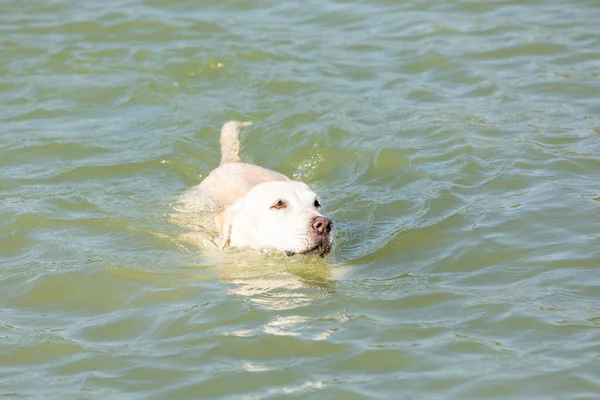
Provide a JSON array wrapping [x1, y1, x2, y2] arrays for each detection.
[[1, 0, 600, 398]]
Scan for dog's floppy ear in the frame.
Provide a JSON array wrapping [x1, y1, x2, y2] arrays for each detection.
[[214, 199, 243, 249]]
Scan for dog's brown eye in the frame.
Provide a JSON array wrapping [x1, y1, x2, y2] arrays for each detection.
[[314, 199, 321, 208], [271, 200, 286, 209]]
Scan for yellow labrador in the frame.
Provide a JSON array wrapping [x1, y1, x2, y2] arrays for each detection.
[[197, 121, 333, 256]]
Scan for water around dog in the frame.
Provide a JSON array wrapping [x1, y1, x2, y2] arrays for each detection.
[[1, 0, 600, 398]]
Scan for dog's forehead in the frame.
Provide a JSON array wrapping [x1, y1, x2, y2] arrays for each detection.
[[249, 181, 316, 200]]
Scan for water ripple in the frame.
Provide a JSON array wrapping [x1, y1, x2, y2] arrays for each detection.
[[2, 0, 600, 398]]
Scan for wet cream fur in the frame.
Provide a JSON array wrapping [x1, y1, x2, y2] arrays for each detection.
[[197, 121, 333, 255]]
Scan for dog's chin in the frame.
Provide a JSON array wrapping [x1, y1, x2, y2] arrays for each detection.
[[286, 237, 332, 258]]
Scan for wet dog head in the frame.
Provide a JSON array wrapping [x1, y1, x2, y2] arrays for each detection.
[[215, 181, 333, 256]]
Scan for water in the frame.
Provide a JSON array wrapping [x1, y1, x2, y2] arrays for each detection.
[[2, 0, 600, 398]]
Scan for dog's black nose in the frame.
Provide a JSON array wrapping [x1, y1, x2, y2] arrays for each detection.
[[312, 216, 332, 235]]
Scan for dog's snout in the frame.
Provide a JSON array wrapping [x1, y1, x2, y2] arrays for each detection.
[[312, 216, 332, 234]]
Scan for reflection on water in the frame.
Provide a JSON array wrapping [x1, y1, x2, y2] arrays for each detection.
[[221, 251, 334, 307], [222, 260, 345, 341]]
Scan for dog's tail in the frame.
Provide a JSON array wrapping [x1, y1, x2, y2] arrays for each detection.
[[219, 120, 252, 164]]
